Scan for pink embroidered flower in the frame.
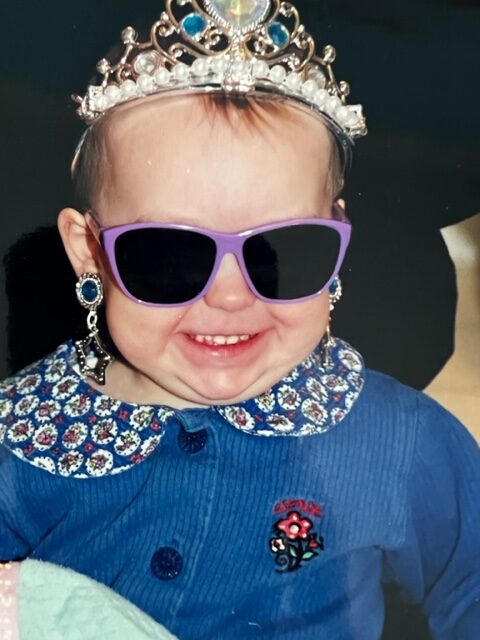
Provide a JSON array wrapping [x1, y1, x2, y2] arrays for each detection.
[[277, 511, 312, 540]]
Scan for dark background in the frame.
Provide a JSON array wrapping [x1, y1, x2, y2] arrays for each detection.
[[0, 0, 479, 386]]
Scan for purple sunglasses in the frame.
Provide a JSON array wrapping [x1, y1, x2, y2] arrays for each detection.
[[88, 209, 351, 307]]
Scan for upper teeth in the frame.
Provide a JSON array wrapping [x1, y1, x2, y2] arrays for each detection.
[[191, 334, 252, 345]]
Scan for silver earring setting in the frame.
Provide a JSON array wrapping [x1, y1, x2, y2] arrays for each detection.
[[74, 273, 113, 385], [323, 276, 343, 369], [328, 276, 343, 311]]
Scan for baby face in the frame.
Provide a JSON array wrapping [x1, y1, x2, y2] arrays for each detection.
[[83, 96, 336, 407]]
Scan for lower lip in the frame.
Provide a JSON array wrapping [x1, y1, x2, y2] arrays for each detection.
[[179, 333, 264, 365]]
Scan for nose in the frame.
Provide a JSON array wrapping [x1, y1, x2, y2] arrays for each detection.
[[203, 253, 256, 311]]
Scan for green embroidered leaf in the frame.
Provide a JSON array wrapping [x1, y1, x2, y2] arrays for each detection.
[[289, 546, 298, 558], [302, 551, 315, 560]]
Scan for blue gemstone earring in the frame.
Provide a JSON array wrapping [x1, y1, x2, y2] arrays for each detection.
[[329, 276, 343, 311], [74, 273, 113, 385], [323, 277, 343, 369]]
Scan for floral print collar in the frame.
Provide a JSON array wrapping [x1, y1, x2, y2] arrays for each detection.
[[0, 343, 174, 478], [0, 339, 364, 478], [215, 338, 364, 437]]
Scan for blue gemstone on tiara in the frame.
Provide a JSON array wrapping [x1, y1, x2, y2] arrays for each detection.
[[81, 280, 99, 303], [181, 13, 208, 37], [268, 21, 289, 47]]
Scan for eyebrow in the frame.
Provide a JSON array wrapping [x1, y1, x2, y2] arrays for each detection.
[[95, 212, 217, 230]]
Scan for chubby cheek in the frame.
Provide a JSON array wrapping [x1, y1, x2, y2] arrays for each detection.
[[103, 286, 181, 364], [271, 292, 331, 346]]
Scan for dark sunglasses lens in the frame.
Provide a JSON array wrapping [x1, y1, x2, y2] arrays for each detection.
[[243, 224, 341, 300], [114, 229, 216, 304]]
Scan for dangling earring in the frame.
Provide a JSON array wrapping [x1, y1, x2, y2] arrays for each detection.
[[329, 276, 343, 311], [74, 273, 113, 385], [323, 276, 343, 369]]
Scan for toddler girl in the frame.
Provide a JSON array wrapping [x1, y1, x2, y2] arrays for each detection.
[[1, 0, 479, 637]]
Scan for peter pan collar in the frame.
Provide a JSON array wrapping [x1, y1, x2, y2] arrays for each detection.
[[0, 339, 364, 478], [215, 338, 364, 437]]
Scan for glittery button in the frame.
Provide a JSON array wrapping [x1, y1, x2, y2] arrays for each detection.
[[177, 426, 208, 453], [151, 547, 183, 580]]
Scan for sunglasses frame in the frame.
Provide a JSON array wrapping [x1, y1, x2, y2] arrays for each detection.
[[87, 210, 351, 307]]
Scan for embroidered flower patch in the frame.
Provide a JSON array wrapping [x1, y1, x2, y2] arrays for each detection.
[[270, 509, 324, 573]]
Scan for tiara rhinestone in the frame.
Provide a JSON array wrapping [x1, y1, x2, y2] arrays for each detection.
[[181, 13, 208, 37], [73, 0, 367, 145], [205, 0, 270, 32]]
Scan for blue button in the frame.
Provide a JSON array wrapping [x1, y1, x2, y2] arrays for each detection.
[[151, 547, 183, 580], [178, 426, 208, 453]]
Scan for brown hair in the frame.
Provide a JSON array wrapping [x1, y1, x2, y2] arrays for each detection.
[[72, 94, 344, 211]]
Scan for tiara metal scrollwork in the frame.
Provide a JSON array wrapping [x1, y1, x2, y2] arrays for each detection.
[[73, 0, 366, 143]]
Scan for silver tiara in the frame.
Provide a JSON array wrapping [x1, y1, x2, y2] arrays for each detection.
[[74, 0, 367, 148]]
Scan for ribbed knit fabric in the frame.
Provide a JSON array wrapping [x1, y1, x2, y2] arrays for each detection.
[[1, 353, 479, 638]]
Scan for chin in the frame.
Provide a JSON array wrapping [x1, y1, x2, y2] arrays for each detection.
[[190, 386, 250, 406], [180, 376, 259, 406]]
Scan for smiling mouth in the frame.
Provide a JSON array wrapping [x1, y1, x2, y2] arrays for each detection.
[[187, 334, 256, 346]]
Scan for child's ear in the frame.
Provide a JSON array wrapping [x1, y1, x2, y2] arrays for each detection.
[[336, 198, 346, 212], [57, 208, 101, 277]]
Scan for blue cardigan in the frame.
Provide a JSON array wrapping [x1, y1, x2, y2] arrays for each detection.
[[0, 340, 479, 639]]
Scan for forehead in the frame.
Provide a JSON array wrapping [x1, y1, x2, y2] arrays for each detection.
[[97, 95, 333, 227]]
